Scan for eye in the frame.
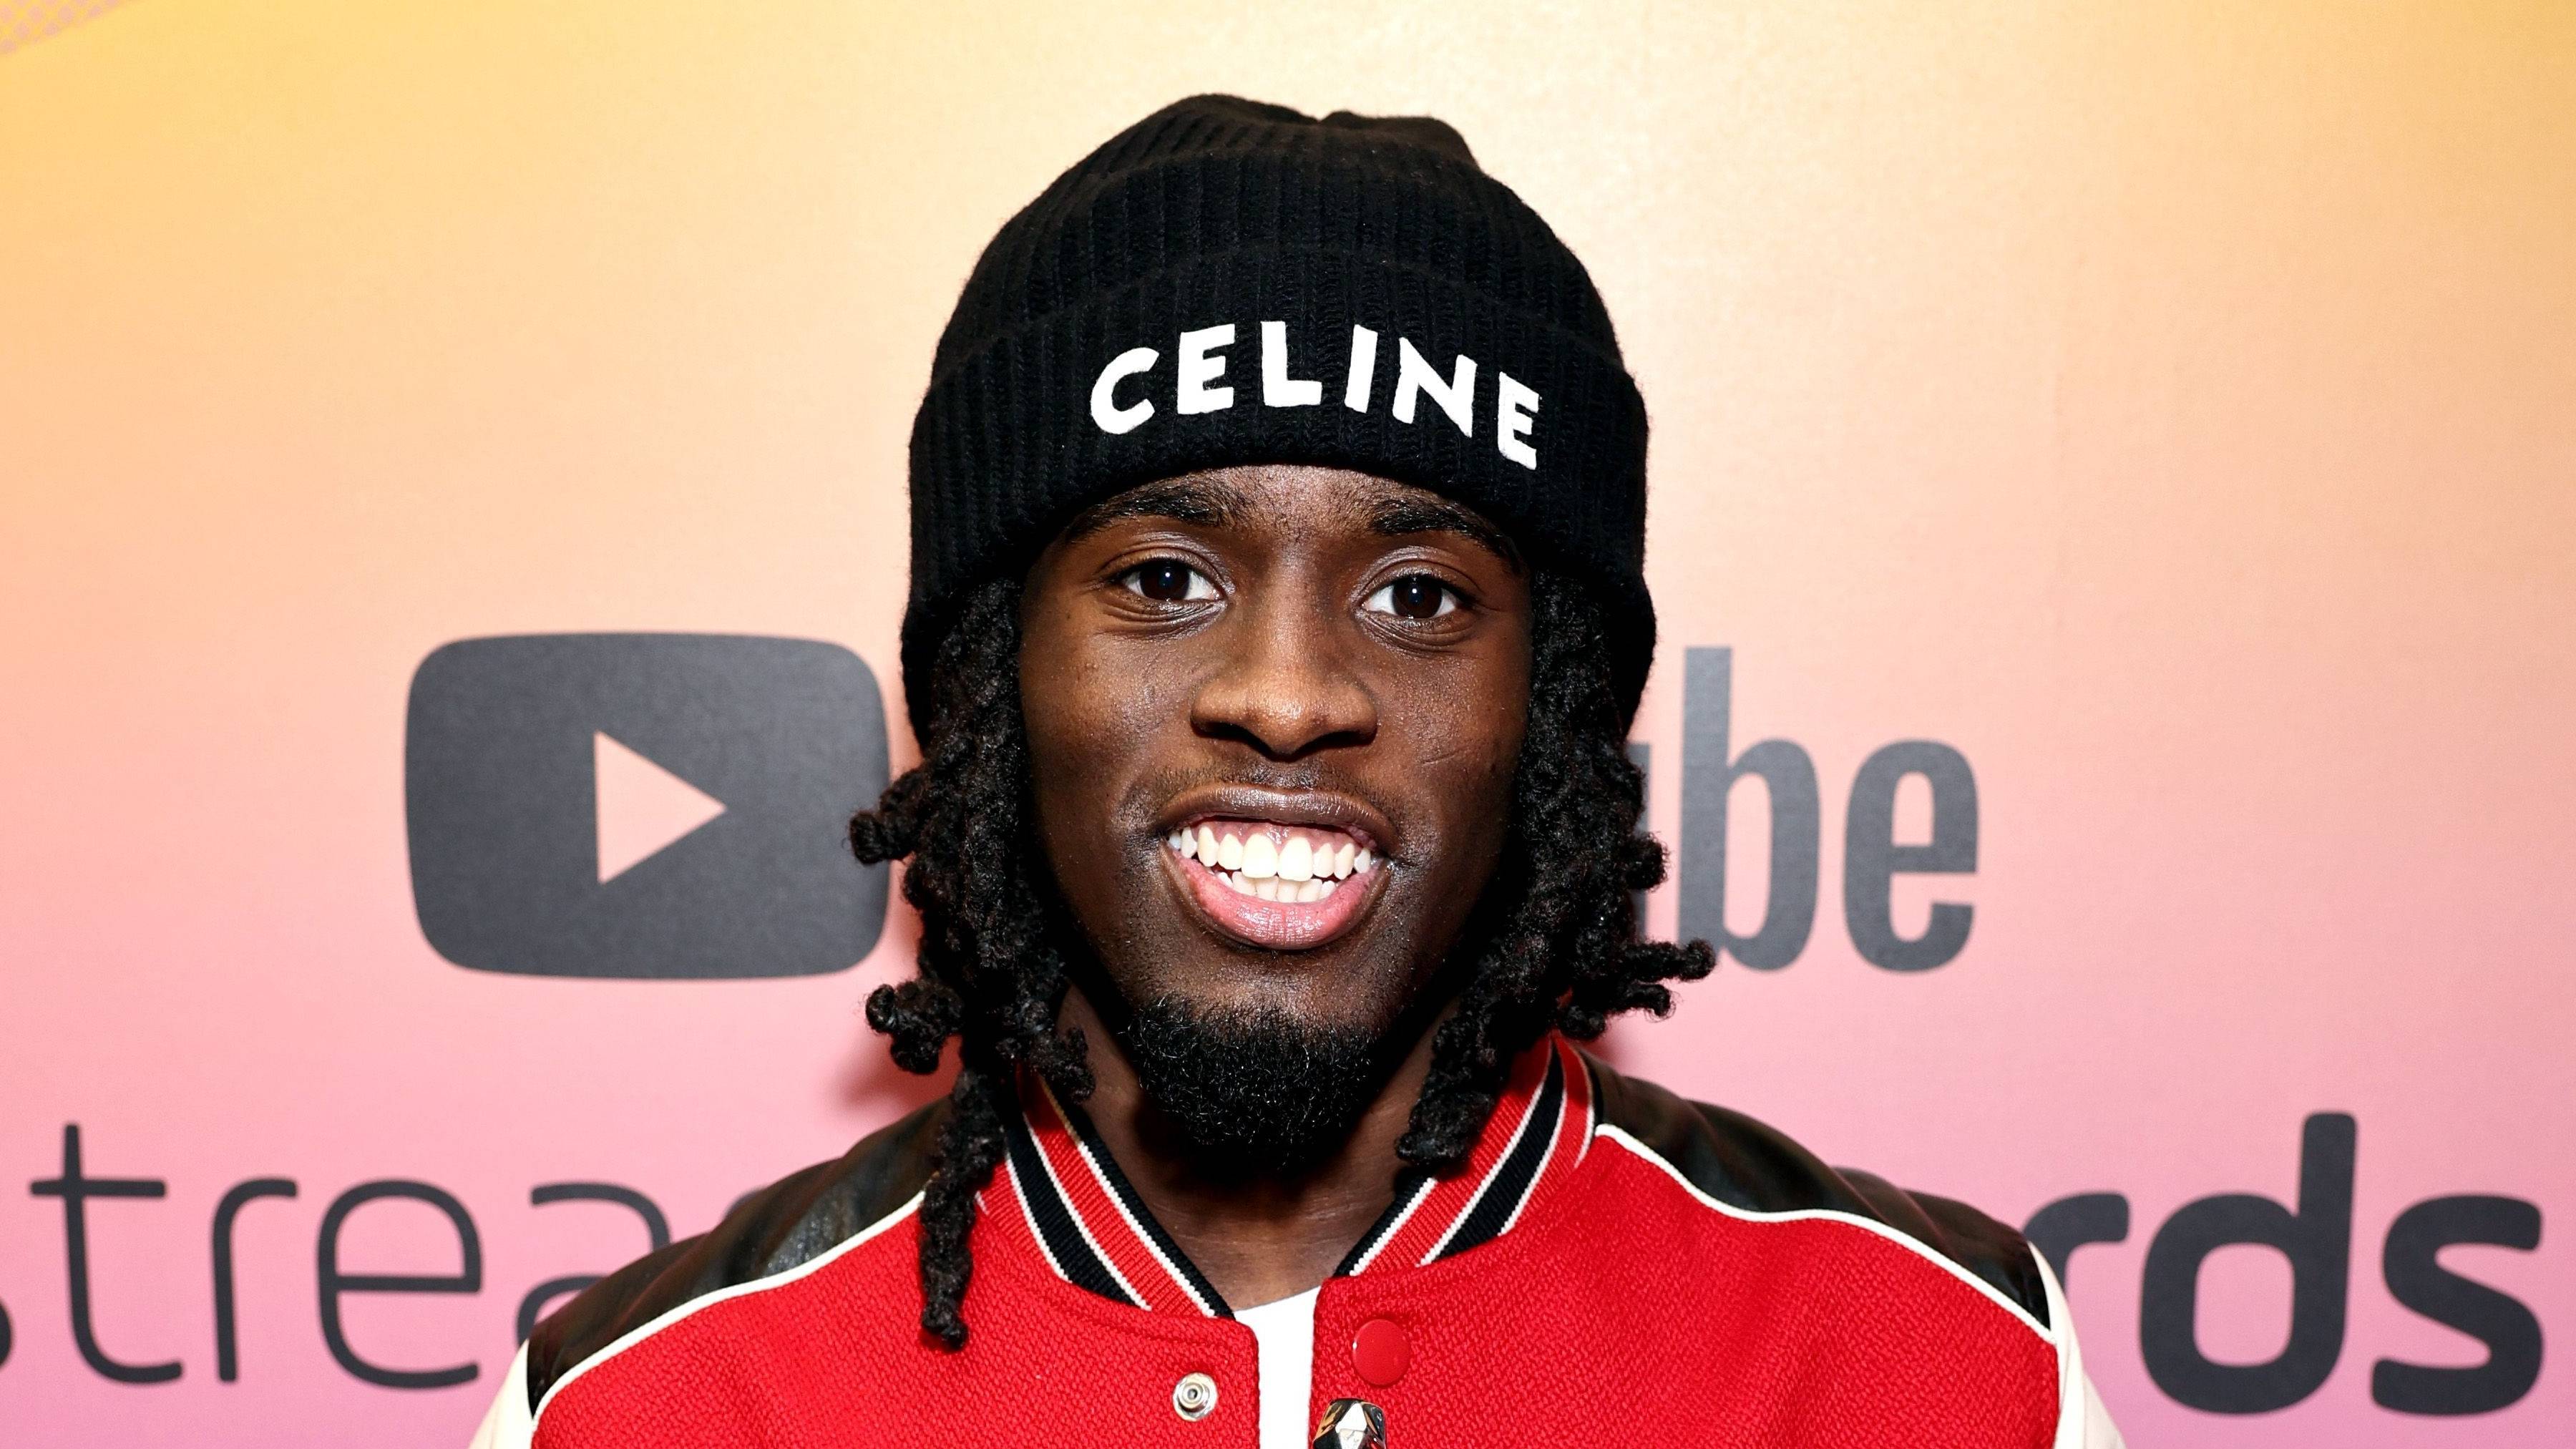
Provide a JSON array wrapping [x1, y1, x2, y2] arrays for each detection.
[[1120, 559, 1218, 603], [1363, 574, 1460, 620]]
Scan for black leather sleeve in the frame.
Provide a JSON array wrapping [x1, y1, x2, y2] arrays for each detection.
[[1589, 1055, 2051, 1328], [525, 1098, 950, 1410]]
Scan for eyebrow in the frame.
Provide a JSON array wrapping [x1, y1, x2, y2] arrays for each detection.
[[1059, 477, 1239, 542], [1367, 493, 1524, 571], [1061, 474, 1524, 571]]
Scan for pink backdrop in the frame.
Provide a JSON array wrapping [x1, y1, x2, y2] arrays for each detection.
[[4, 0, 2570, 1443]]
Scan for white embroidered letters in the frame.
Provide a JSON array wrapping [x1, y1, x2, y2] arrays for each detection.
[[1496, 371, 1540, 470], [1176, 325, 1235, 415], [1085, 322, 1541, 470], [1392, 338, 1475, 436], [1089, 346, 1159, 435], [1261, 321, 1322, 407], [1343, 325, 1379, 412]]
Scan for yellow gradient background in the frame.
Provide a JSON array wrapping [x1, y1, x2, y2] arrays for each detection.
[[4, 1, 2571, 1443]]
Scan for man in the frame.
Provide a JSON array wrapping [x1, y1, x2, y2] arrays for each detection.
[[472, 94, 2121, 1448]]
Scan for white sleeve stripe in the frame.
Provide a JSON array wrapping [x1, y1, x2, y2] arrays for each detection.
[[464, 1343, 533, 1449], [529, 1191, 922, 1429], [1592, 1125, 2058, 1344], [2039, 1248, 2084, 1449], [2082, 1376, 2127, 1449], [2035, 1246, 2127, 1449]]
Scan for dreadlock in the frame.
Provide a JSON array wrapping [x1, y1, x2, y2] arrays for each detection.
[[850, 570, 1712, 1348]]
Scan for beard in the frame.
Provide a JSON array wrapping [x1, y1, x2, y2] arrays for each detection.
[[1111, 995, 1390, 1181]]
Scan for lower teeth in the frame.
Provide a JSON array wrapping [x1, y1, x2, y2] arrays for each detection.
[[1216, 873, 1337, 903]]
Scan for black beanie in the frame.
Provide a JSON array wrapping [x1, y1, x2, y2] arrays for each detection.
[[902, 94, 1654, 738]]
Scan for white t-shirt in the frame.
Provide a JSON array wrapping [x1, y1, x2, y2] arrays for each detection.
[[1233, 1287, 1319, 1449]]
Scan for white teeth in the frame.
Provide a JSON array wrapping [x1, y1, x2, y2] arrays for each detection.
[[1184, 823, 1371, 904], [1241, 834, 1277, 879]]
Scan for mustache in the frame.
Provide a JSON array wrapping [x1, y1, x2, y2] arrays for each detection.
[[1145, 759, 1343, 795]]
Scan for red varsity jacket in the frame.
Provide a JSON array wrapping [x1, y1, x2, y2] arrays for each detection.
[[469, 1037, 2119, 1447]]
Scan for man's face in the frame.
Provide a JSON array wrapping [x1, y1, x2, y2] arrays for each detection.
[[1018, 464, 1531, 1159]]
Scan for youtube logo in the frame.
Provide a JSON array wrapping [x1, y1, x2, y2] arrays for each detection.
[[404, 634, 888, 979]]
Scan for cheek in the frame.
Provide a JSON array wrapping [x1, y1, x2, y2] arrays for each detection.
[[1017, 631, 1184, 887], [1016, 634, 1113, 876], [1022, 595, 1123, 755], [1433, 732, 1523, 853], [1393, 663, 1529, 867]]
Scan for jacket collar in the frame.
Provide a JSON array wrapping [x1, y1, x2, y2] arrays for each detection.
[[990, 1032, 1596, 1314]]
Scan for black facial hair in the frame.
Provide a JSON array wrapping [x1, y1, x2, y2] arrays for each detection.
[[1113, 996, 1389, 1181]]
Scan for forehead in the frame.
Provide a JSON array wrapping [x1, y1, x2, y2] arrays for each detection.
[[1060, 464, 1523, 568]]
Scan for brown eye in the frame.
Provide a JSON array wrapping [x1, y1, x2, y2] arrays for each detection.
[[1121, 560, 1216, 603], [1364, 574, 1459, 620]]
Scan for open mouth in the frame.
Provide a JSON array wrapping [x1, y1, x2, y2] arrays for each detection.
[[1161, 819, 1382, 951]]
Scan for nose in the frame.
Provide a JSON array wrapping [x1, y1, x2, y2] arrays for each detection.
[[1191, 584, 1377, 761]]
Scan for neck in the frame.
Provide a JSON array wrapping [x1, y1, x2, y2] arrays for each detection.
[[1054, 985, 1443, 1309]]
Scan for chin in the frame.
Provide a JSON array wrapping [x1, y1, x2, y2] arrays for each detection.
[[1107, 987, 1398, 1179]]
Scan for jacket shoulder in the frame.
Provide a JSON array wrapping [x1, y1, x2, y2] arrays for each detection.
[[524, 1098, 947, 1410], [1586, 1055, 2049, 1329]]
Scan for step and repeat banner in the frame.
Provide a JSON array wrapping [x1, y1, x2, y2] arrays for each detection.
[[4, 1, 2569, 1444]]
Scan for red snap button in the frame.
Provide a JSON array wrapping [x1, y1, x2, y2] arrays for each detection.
[[1350, 1318, 1410, 1387]]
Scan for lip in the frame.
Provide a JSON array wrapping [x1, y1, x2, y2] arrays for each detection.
[[1161, 843, 1386, 952], [1155, 784, 1392, 852], [1152, 785, 1395, 952]]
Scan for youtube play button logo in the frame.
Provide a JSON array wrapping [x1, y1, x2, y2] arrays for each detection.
[[593, 730, 727, 882], [404, 634, 888, 979]]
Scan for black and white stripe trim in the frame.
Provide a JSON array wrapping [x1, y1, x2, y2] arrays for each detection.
[[1053, 1093, 1234, 1317], [1000, 1104, 1142, 1307], [1425, 1048, 1566, 1262], [1334, 1171, 1436, 1277]]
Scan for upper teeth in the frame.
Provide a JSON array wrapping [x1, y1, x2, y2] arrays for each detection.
[[1166, 823, 1375, 902]]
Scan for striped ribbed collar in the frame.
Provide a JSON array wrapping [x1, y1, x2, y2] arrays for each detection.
[[989, 1033, 1596, 1315]]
